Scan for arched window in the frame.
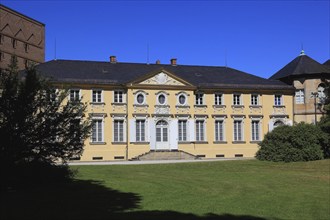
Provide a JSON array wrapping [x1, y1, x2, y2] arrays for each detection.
[[273, 120, 284, 128]]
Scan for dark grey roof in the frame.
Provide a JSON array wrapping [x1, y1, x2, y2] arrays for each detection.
[[324, 59, 330, 67], [269, 54, 330, 80], [35, 59, 293, 91]]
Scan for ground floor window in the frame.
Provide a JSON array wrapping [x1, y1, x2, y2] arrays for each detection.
[[136, 120, 146, 142], [114, 120, 124, 142], [233, 120, 243, 141], [195, 120, 205, 141], [92, 119, 103, 142], [215, 120, 224, 141], [178, 120, 187, 141], [251, 120, 260, 141]]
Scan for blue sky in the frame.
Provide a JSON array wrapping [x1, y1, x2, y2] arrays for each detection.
[[2, 0, 330, 78]]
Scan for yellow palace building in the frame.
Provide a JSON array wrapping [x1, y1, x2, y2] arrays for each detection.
[[36, 56, 296, 161]]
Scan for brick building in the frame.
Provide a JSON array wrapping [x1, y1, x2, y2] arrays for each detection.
[[0, 4, 45, 70]]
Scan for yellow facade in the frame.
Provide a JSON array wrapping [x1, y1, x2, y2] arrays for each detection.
[[71, 71, 293, 161]]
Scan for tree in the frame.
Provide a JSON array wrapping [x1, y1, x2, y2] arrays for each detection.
[[0, 59, 91, 186], [256, 123, 327, 162], [318, 80, 330, 158]]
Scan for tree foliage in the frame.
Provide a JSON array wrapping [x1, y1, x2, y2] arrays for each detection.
[[0, 60, 91, 186], [318, 80, 330, 158], [256, 123, 327, 162]]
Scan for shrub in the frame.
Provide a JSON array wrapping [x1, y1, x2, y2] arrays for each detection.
[[256, 123, 327, 162]]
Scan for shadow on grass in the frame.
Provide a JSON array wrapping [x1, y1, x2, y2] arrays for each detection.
[[1, 179, 270, 220]]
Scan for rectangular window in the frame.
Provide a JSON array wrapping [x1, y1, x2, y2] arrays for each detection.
[[195, 93, 204, 105], [195, 120, 205, 141], [215, 120, 224, 141], [114, 120, 124, 142], [136, 120, 146, 142], [274, 95, 282, 106], [295, 90, 304, 104], [92, 119, 103, 143], [114, 90, 124, 103], [12, 39, 17, 48], [233, 94, 241, 105], [214, 93, 223, 105], [24, 43, 29, 53], [70, 89, 80, 102], [251, 94, 259, 105], [233, 120, 243, 141], [92, 90, 102, 103], [178, 120, 187, 141], [251, 120, 260, 141]]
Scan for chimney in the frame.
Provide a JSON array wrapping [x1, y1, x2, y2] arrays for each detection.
[[170, 58, 177, 66], [156, 59, 161, 64], [110, 56, 117, 64]]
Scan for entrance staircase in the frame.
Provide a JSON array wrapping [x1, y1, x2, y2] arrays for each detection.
[[131, 150, 199, 161]]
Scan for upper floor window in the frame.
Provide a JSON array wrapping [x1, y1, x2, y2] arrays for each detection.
[[92, 90, 102, 103], [70, 89, 80, 102], [177, 92, 188, 106], [274, 94, 283, 106], [195, 93, 204, 105], [214, 93, 223, 105], [135, 91, 147, 105], [157, 93, 167, 105], [295, 90, 304, 104], [251, 94, 259, 105], [114, 90, 124, 103], [233, 94, 242, 105]]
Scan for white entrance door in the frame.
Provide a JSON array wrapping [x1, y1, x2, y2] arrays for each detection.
[[155, 120, 169, 150]]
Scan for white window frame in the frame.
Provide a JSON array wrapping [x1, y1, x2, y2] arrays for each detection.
[[91, 118, 104, 143], [177, 92, 188, 106], [233, 93, 242, 105], [233, 118, 244, 141], [274, 94, 283, 106], [251, 118, 261, 141], [178, 119, 188, 142], [156, 92, 167, 105], [92, 89, 103, 103], [114, 90, 125, 103], [135, 91, 147, 105], [295, 89, 304, 104], [195, 119, 206, 141], [195, 92, 204, 105], [215, 119, 225, 141], [113, 118, 126, 142], [214, 93, 223, 105], [136, 119, 146, 142], [251, 94, 259, 106], [69, 89, 80, 102]]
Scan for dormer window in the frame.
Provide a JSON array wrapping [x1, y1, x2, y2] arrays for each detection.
[[195, 92, 204, 105]]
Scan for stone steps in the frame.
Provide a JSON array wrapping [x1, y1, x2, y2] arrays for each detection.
[[131, 150, 199, 161]]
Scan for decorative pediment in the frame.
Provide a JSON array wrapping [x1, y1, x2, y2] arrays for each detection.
[[139, 72, 185, 86]]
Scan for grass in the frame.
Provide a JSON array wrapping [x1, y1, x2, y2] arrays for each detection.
[[2, 159, 330, 220]]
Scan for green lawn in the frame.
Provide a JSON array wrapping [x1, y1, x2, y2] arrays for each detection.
[[2, 159, 330, 220]]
